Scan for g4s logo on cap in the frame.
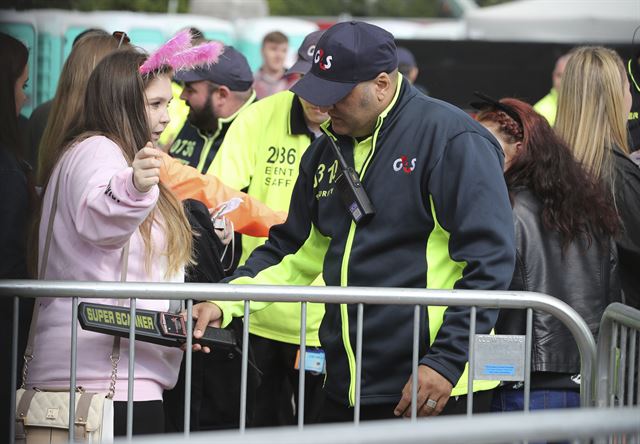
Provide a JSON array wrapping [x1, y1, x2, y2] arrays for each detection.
[[307, 44, 317, 58], [314, 48, 333, 71]]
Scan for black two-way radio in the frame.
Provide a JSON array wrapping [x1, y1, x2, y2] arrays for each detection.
[[78, 302, 236, 349], [327, 136, 376, 225]]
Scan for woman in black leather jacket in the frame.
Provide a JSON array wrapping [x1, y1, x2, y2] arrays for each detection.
[[475, 96, 620, 413]]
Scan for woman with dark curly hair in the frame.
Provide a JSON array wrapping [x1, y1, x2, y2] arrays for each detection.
[[475, 96, 620, 412]]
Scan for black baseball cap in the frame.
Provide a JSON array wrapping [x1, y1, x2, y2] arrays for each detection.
[[174, 45, 253, 91], [397, 46, 417, 68], [291, 21, 398, 107], [286, 30, 325, 76]]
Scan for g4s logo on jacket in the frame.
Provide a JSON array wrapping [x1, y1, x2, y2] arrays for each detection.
[[393, 155, 417, 174], [314, 49, 333, 71]]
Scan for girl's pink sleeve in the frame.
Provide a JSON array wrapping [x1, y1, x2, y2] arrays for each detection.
[[67, 137, 159, 249]]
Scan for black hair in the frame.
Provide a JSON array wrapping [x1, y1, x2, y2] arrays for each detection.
[[0, 32, 29, 158]]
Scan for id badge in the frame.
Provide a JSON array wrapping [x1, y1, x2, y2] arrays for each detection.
[[294, 348, 326, 374]]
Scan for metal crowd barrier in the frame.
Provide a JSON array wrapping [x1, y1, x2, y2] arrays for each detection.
[[114, 406, 640, 444], [596, 302, 640, 409], [1, 280, 598, 443]]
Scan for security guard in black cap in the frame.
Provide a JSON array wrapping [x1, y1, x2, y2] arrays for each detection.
[[169, 46, 256, 173]]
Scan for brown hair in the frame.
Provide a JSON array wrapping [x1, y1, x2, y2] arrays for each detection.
[[0, 33, 29, 157], [37, 34, 121, 185], [40, 49, 192, 277], [262, 30, 288, 46], [477, 98, 619, 247]]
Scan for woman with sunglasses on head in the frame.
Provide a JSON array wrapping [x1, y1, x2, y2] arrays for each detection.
[[555, 46, 640, 310], [475, 97, 620, 413], [27, 48, 193, 436], [35, 32, 122, 186], [26, 30, 116, 172]]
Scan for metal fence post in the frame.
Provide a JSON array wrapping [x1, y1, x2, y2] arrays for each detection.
[[627, 330, 636, 407], [184, 299, 193, 435], [298, 301, 307, 429], [239, 301, 250, 432], [354, 303, 363, 425], [10, 297, 19, 443], [618, 326, 627, 407], [466, 306, 476, 416], [524, 308, 533, 413], [411, 305, 420, 422], [127, 298, 136, 441], [596, 303, 640, 409], [69, 296, 79, 443]]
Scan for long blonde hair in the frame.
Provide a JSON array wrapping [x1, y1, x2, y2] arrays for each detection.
[[555, 46, 630, 185], [37, 34, 121, 186], [39, 50, 192, 277]]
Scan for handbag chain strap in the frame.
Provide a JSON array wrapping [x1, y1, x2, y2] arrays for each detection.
[[107, 242, 129, 399], [22, 153, 129, 400]]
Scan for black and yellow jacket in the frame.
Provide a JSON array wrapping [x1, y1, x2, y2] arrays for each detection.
[[218, 77, 516, 406], [209, 91, 326, 347]]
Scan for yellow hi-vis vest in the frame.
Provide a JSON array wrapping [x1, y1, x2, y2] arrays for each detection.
[[209, 90, 325, 346]]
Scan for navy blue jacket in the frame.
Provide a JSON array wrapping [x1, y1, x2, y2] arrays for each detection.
[[230, 78, 516, 406]]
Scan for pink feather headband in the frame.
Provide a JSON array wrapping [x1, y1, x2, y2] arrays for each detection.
[[139, 30, 224, 76]]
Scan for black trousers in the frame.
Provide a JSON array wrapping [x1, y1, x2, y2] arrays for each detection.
[[163, 327, 259, 432], [319, 389, 494, 423], [249, 334, 325, 427], [113, 400, 164, 436]]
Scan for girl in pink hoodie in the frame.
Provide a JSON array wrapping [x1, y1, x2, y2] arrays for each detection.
[[29, 49, 193, 435]]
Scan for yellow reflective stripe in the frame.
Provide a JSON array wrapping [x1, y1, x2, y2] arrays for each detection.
[[340, 221, 358, 406], [196, 136, 216, 173], [340, 304, 357, 406], [377, 73, 403, 121], [629, 59, 640, 93], [335, 75, 404, 406], [216, 223, 329, 331], [425, 195, 466, 289], [239, 225, 328, 286], [425, 196, 497, 394]]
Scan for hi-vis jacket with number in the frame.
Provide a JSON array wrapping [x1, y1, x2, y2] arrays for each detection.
[[218, 77, 516, 406], [209, 91, 318, 263], [209, 90, 325, 347]]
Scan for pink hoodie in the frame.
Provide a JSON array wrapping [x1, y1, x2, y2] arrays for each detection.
[[28, 136, 183, 401]]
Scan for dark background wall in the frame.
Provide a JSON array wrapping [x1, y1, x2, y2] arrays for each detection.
[[397, 39, 636, 110]]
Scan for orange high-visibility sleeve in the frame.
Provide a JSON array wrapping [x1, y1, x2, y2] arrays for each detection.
[[159, 152, 286, 238]]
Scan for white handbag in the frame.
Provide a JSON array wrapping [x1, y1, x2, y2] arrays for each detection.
[[15, 387, 114, 444], [15, 157, 129, 444]]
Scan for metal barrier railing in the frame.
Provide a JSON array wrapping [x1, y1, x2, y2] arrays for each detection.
[[596, 302, 640, 409], [1, 280, 598, 443], [112, 406, 640, 444]]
